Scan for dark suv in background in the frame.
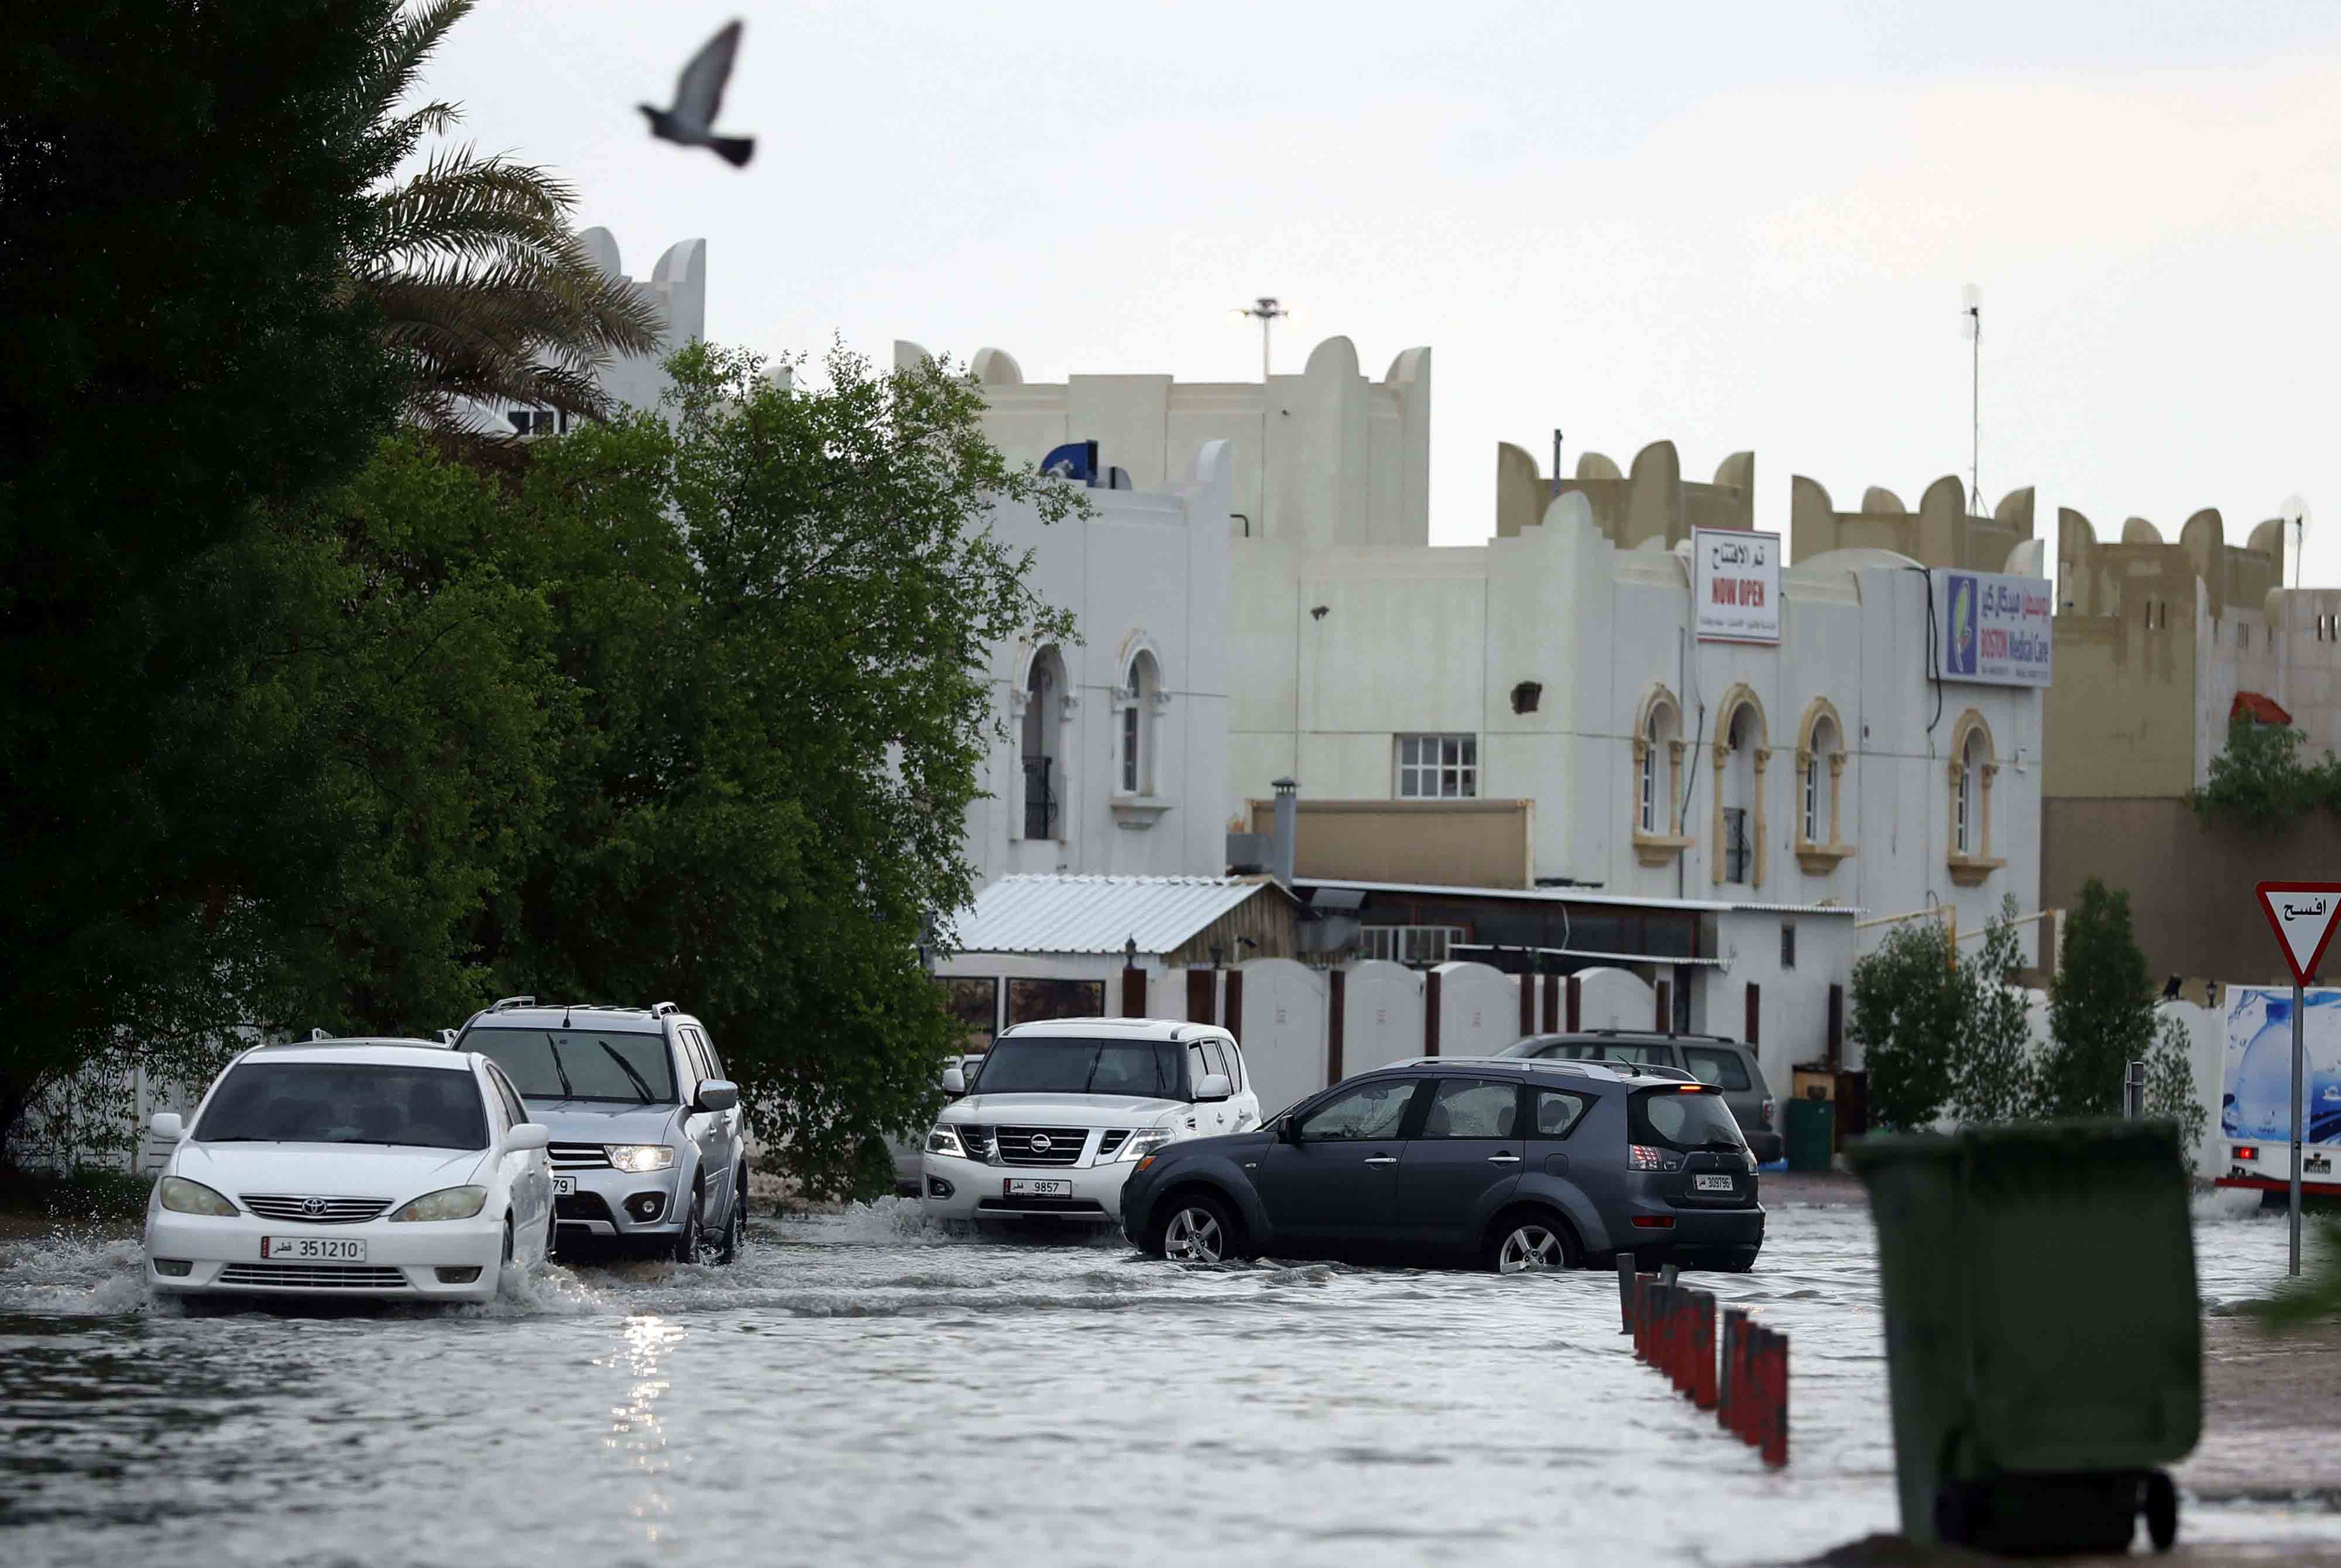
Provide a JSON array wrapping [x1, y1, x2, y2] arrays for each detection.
[[1120, 1055, 1763, 1274], [1499, 1031, 1780, 1163]]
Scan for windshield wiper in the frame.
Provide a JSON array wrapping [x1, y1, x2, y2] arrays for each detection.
[[598, 1041, 658, 1102], [544, 1041, 577, 1099]]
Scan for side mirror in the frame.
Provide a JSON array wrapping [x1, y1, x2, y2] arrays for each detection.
[[506, 1122, 550, 1152], [1274, 1115, 1297, 1143], [695, 1079, 740, 1113], [940, 1066, 966, 1095], [149, 1112, 184, 1141], [1194, 1072, 1233, 1103]]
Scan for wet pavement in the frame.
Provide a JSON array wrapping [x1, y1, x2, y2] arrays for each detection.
[[0, 1193, 2332, 1567]]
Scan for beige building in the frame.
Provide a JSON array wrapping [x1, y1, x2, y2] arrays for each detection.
[[2033, 504, 2333, 983]]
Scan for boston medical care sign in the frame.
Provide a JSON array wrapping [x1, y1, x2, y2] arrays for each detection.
[[1930, 569, 2052, 687], [1693, 528, 1782, 644]]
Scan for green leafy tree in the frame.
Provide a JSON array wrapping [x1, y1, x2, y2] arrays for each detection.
[[2146, 1013, 2206, 1157], [1848, 919, 1966, 1130], [2191, 717, 2327, 831], [2042, 878, 2158, 1117], [1951, 896, 2040, 1124], [478, 343, 1076, 1199], [352, 0, 664, 429], [1, 0, 409, 1160]]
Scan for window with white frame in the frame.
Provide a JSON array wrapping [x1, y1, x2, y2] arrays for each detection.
[[1957, 725, 1985, 854], [1803, 715, 1838, 843], [1358, 925, 1468, 966], [1396, 734, 1477, 799], [1119, 650, 1159, 795]]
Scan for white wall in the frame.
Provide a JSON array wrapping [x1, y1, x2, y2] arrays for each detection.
[[1228, 494, 2047, 969], [960, 441, 1234, 887]]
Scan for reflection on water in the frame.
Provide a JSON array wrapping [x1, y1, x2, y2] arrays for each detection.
[[607, 1315, 685, 1549], [0, 1198, 2316, 1567]]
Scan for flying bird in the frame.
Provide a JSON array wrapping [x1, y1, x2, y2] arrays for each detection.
[[640, 20, 754, 168]]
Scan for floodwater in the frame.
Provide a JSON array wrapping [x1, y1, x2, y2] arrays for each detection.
[[0, 1193, 2329, 1567]]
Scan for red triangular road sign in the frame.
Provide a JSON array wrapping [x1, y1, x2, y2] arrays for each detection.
[[2256, 882, 2341, 985]]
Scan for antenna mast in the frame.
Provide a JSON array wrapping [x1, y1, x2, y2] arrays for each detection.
[[1236, 297, 1290, 382], [1961, 284, 1982, 513]]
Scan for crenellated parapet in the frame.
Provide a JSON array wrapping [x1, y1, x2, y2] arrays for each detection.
[[1495, 439, 1754, 549], [1789, 473, 2034, 572], [2057, 507, 2285, 621]]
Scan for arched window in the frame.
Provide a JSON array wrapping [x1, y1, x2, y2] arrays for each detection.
[[1708, 685, 1770, 889], [1947, 710, 2000, 884], [1120, 651, 1159, 796], [1957, 727, 1983, 853], [1802, 720, 1830, 842], [1631, 686, 1688, 868], [1020, 645, 1068, 840]]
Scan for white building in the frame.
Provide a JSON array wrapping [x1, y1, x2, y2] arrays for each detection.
[[1228, 496, 2046, 945], [912, 342, 1236, 892]]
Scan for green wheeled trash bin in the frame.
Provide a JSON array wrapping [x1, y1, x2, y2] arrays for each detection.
[[1846, 1122, 2199, 1556], [1783, 1096, 1834, 1172]]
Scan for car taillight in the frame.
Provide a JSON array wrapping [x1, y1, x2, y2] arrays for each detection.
[[2233, 1144, 2260, 1162], [1760, 1096, 1776, 1129], [1628, 1144, 1683, 1172]]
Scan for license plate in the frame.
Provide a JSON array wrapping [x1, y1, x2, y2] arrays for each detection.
[[2310, 1155, 2333, 1176], [1693, 1174, 1735, 1193], [261, 1236, 366, 1261], [552, 1175, 575, 1196], [1005, 1178, 1071, 1198]]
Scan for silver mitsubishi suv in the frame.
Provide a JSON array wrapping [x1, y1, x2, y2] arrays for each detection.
[[452, 999, 748, 1263]]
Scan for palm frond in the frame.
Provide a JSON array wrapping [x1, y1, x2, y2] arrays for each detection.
[[363, 0, 476, 133], [354, 145, 574, 270]]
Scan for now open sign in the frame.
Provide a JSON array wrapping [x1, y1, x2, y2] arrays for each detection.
[[1694, 528, 1782, 645]]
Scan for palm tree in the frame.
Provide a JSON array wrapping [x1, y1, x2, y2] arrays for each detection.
[[352, 1, 665, 432]]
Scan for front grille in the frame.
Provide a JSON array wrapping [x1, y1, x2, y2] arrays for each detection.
[[992, 1126, 1090, 1167], [957, 1125, 994, 1160], [1096, 1130, 1131, 1157], [239, 1195, 390, 1224], [217, 1263, 410, 1290], [548, 1142, 612, 1170]]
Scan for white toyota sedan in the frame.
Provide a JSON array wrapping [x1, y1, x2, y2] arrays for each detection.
[[144, 1037, 555, 1304]]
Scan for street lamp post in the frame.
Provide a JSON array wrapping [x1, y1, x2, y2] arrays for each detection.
[[1235, 297, 1290, 382]]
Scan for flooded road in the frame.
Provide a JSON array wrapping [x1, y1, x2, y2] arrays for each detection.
[[0, 1195, 2326, 1566]]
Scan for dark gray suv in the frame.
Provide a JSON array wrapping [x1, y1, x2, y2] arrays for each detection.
[[1118, 1056, 1763, 1274], [1499, 1031, 1781, 1163]]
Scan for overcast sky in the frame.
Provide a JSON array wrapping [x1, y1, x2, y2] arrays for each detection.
[[430, 1, 2341, 576]]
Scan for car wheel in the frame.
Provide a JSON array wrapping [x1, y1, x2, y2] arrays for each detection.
[[712, 1173, 744, 1266], [1156, 1194, 1237, 1264], [1487, 1211, 1577, 1274], [496, 1213, 516, 1293], [670, 1188, 703, 1264], [543, 1203, 559, 1266], [2143, 1470, 2178, 1552]]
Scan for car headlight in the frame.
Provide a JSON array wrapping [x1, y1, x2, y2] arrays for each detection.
[[925, 1125, 966, 1158], [607, 1144, 675, 1174], [158, 1177, 237, 1216], [389, 1186, 489, 1222], [1117, 1128, 1173, 1163]]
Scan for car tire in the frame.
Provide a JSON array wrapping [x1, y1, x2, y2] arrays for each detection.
[[1153, 1191, 1240, 1264], [495, 1213, 516, 1295], [670, 1187, 703, 1264], [543, 1203, 559, 1266], [712, 1171, 744, 1266], [1485, 1208, 1579, 1274], [2143, 1470, 2178, 1553]]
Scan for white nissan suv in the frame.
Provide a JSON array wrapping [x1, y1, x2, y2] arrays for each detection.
[[921, 1018, 1261, 1229]]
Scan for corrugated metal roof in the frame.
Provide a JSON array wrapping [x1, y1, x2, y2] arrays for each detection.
[[946, 875, 1290, 957], [1296, 878, 1862, 917]]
